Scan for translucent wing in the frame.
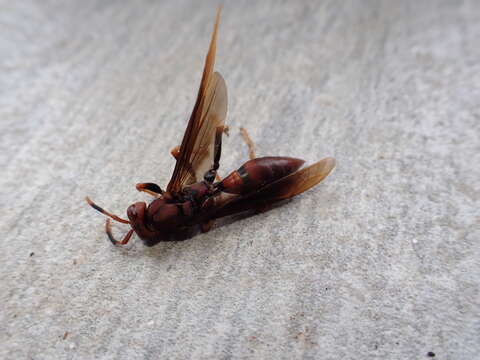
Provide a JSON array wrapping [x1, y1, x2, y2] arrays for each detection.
[[167, 8, 227, 193], [187, 72, 227, 183], [210, 157, 336, 219]]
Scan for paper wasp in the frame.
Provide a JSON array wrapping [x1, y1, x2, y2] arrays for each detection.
[[86, 8, 335, 247]]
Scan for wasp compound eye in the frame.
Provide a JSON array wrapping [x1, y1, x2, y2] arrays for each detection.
[[127, 204, 137, 219], [127, 202, 146, 221]]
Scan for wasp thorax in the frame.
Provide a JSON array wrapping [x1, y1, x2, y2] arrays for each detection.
[[148, 201, 182, 229]]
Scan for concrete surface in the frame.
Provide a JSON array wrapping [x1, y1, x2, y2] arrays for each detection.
[[1, 1, 479, 359]]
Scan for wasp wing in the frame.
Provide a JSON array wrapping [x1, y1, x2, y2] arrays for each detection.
[[188, 72, 227, 182], [167, 8, 227, 193], [211, 157, 336, 219]]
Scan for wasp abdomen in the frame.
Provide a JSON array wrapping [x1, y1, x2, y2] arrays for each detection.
[[219, 156, 304, 194]]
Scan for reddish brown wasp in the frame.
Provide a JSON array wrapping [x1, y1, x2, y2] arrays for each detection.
[[86, 8, 335, 247]]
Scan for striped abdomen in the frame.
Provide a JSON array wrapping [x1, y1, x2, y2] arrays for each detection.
[[218, 156, 305, 194]]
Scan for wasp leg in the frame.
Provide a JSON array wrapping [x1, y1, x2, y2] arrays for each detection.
[[105, 219, 134, 246], [171, 146, 196, 179], [201, 219, 215, 233], [173, 128, 225, 164], [240, 127, 256, 160], [136, 183, 163, 197], [204, 125, 225, 183], [171, 145, 181, 160]]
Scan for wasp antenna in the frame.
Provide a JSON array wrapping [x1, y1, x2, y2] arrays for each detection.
[[105, 219, 134, 246], [85, 196, 130, 224]]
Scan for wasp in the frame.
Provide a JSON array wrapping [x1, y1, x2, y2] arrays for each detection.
[[86, 8, 335, 247]]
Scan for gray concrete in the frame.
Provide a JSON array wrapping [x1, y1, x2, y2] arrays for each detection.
[[1, 1, 479, 359]]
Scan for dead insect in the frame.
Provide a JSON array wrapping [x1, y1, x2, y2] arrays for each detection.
[[86, 8, 335, 247]]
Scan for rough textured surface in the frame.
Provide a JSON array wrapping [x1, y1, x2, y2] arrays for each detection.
[[1, 1, 479, 359]]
